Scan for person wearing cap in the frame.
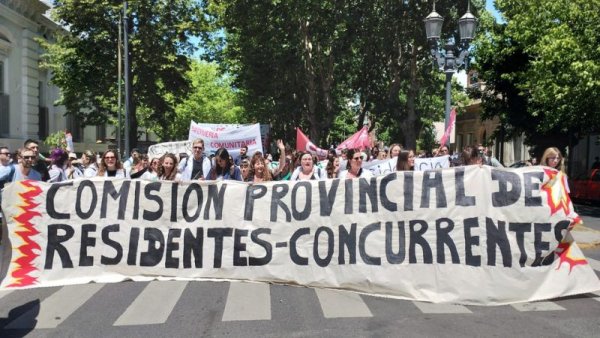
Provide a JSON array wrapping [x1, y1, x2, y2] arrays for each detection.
[[65, 152, 83, 179]]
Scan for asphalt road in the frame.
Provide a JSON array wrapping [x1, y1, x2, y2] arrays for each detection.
[[0, 203, 599, 337]]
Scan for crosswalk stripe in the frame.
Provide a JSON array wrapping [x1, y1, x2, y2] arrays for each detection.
[[412, 301, 472, 314], [585, 257, 600, 271], [314, 288, 372, 318], [222, 282, 271, 321], [113, 281, 188, 326], [5, 283, 105, 329], [0, 289, 13, 300], [511, 301, 565, 312]]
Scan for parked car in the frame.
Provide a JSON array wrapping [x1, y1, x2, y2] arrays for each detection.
[[569, 169, 600, 204]]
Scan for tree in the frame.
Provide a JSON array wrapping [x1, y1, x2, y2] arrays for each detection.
[[39, 0, 208, 148], [473, 0, 600, 150], [211, 0, 483, 149], [155, 60, 244, 140]]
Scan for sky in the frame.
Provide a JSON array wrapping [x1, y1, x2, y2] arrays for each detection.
[[485, 0, 504, 22]]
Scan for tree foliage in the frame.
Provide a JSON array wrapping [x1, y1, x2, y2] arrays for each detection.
[[158, 60, 244, 139], [39, 0, 208, 147], [210, 0, 483, 149], [473, 0, 600, 149]]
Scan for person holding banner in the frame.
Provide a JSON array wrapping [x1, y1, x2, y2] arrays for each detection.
[[540, 147, 565, 173], [180, 138, 212, 181], [97, 150, 128, 178], [290, 152, 326, 181], [248, 154, 272, 183], [207, 148, 242, 181], [338, 148, 373, 179], [158, 153, 181, 181], [396, 149, 415, 171]]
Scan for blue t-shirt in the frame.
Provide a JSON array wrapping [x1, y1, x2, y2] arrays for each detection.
[[0, 165, 42, 182]]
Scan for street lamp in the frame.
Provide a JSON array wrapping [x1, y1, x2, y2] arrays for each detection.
[[424, 1, 478, 144]]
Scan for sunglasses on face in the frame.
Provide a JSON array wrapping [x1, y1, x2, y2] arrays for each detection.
[[104, 156, 116, 160], [23, 156, 35, 160], [0, 152, 10, 155]]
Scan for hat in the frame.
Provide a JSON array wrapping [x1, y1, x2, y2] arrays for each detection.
[[68, 152, 77, 160]]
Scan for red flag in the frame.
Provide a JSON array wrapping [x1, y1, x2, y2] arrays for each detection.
[[336, 126, 371, 151], [439, 108, 456, 146], [296, 128, 328, 158]]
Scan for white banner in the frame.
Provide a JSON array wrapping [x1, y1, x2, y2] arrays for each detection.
[[147, 140, 193, 160], [188, 122, 263, 158], [414, 155, 450, 171], [1, 166, 599, 305]]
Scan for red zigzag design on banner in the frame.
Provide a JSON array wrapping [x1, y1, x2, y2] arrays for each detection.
[[7, 180, 43, 288]]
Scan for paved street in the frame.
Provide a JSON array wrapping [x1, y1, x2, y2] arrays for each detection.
[[1, 203, 600, 337]]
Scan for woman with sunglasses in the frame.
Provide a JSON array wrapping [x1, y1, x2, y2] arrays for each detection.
[[207, 148, 242, 181], [97, 150, 128, 178], [540, 147, 565, 173], [339, 148, 373, 179]]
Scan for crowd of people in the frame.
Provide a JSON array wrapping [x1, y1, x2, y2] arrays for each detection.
[[0, 138, 567, 189]]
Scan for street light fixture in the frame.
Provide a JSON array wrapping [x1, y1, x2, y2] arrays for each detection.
[[424, 1, 478, 144]]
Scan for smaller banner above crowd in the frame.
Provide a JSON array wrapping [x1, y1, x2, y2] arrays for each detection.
[[148, 140, 193, 160], [188, 122, 263, 158], [414, 155, 450, 171]]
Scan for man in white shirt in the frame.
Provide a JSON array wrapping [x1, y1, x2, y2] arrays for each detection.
[[179, 139, 212, 181]]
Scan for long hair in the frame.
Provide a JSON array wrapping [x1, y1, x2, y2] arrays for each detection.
[[97, 150, 123, 176], [158, 153, 178, 181], [249, 154, 272, 181], [209, 148, 234, 179], [396, 150, 413, 171], [540, 147, 565, 173], [345, 149, 360, 170], [325, 154, 338, 178]]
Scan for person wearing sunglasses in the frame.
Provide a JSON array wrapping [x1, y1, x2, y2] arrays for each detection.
[[0, 146, 11, 169], [338, 148, 373, 180], [0, 148, 42, 183], [180, 138, 212, 181], [97, 150, 127, 178]]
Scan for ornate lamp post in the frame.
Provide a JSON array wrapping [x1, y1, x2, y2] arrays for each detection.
[[424, 1, 478, 143]]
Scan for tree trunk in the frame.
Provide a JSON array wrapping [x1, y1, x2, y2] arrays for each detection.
[[300, 19, 320, 144], [400, 43, 419, 151]]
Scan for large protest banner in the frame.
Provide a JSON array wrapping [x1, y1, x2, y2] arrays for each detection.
[[1, 166, 599, 305]]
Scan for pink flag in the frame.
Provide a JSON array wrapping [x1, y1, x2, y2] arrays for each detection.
[[439, 108, 456, 146], [336, 126, 371, 151]]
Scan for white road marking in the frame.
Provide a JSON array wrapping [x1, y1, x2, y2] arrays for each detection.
[[5, 283, 105, 329], [315, 288, 373, 318], [114, 281, 188, 326], [511, 301, 565, 312], [222, 282, 271, 321]]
